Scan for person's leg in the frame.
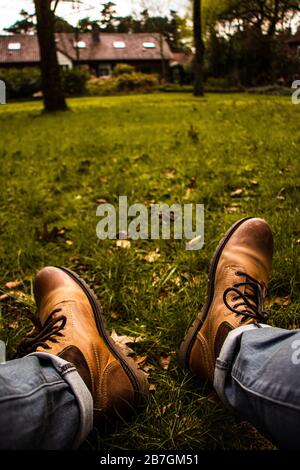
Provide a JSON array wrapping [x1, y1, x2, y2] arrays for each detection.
[[214, 325, 300, 450], [0, 353, 93, 449], [1, 266, 148, 449]]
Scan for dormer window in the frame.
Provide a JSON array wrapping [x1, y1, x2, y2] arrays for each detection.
[[113, 41, 126, 49], [143, 42, 156, 49], [74, 41, 86, 49], [8, 43, 21, 51]]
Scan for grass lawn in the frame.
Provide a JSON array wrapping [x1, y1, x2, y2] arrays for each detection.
[[0, 92, 299, 450]]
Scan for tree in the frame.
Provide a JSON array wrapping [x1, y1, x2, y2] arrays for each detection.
[[100, 2, 117, 32], [193, 0, 205, 96], [4, 10, 35, 34], [54, 15, 75, 32], [5, 9, 75, 34], [203, 0, 300, 36], [34, 0, 67, 112]]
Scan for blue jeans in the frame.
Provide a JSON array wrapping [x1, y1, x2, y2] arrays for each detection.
[[214, 324, 300, 450], [1, 327, 300, 449], [0, 352, 93, 449]]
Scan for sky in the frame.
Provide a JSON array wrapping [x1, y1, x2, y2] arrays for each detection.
[[0, 0, 189, 34]]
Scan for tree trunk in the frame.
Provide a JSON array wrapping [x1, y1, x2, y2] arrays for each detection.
[[193, 0, 205, 97], [34, 0, 67, 112]]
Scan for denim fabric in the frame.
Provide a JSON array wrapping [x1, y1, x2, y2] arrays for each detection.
[[0, 354, 92, 449], [214, 325, 300, 449]]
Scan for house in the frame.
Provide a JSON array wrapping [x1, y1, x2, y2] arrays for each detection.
[[286, 30, 300, 59], [0, 32, 173, 77]]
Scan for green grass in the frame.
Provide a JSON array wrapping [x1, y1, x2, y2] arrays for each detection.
[[0, 93, 299, 450]]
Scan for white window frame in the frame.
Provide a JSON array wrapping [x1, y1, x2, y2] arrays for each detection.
[[73, 41, 87, 49], [113, 41, 126, 49], [143, 42, 156, 49], [8, 43, 21, 51]]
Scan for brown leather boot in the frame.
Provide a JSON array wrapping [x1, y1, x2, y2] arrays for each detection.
[[18, 266, 149, 422], [179, 217, 273, 384]]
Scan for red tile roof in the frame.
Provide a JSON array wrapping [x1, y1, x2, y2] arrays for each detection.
[[0, 32, 173, 64]]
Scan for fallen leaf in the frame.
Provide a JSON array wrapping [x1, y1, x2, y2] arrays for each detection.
[[115, 239, 131, 249], [149, 383, 156, 393], [164, 168, 177, 179], [95, 198, 108, 204], [111, 329, 142, 356], [142, 364, 155, 373], [134, 355, 148, 366], [225, 207, 239, 213], [144, 251, 161, 263], [65, 240, 73, 246], [5, 280, 22, 289], [111, 311, 121, 320], [230, 188, 244, 197], [266, 296, 291, 308], [98, 176, 107, 184], [250, 180, 259, 186], [159, 353, 175, 370], [296, 239, 300, 245], [0, 293, 9, 301], [186, 235, 202, 249]]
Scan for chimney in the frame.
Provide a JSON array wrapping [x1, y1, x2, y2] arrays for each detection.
[[92, 23, 100, 44]]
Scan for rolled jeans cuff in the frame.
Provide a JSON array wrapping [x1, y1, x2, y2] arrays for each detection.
[[213, 324, 271, 410], [29, 352, 93, 449]]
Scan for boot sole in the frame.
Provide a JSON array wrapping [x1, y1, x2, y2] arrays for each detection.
[[56, 266, 149, 407], [178, 217, 254, 370]]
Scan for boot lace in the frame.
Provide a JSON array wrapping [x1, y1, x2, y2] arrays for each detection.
[[17, 308, 67, 356], [223, 271, 268, 327]]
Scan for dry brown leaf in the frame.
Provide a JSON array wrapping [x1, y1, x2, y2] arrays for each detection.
[[142, 364, 155, 373], [115, 239, 131, 249], [98, 176, 107, 184], [266, 296, 291, 308], [149, 383, 156, 393], [144, 251, 161, 263], [95, 198, 108, 204], [111, 311, 121, 320], [186, 235, 202, 249], [111, 329, 142, 356], [159, 353, 175, 370], [164, 168, 177, 179], [225, 207, 239, 213], [230, 188, 244, 198], [5, 280, 22, 289], [134, 355, 148, 366]]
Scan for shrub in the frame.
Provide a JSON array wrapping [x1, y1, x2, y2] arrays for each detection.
[[112, 63, 135, 77], [86, 78, 119, 96], [0, 67, 41, 99], [86, 72, 159, 96], [116, 72, 159, 92], [61, 67, 90, 96]]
